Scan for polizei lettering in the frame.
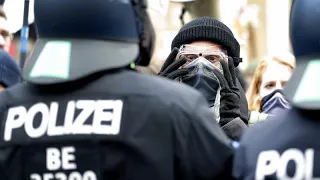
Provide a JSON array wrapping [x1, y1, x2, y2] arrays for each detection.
[[4, 100, 123, 141], [255, 148, 320, 180]]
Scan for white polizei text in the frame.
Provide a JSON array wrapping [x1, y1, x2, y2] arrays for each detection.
[[4, 100, 123, 141]]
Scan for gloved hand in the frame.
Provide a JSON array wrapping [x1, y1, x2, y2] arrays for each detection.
[[158, 48, 189, 79], [212, 57, 247, 140]]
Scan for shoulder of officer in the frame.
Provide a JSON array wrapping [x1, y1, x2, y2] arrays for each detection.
[[0, 83, 26, 106], [240, 109, 289, 145], [1, 71, 209, 115]]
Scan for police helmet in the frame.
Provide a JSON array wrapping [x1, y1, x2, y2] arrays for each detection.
[[284, 0, 320, 110], [23, 0, 155, 85]]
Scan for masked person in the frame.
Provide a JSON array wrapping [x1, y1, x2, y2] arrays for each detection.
[[233, 0, 320, 179], [0, 1, 235, 180], [159, 17, 248, 140], [260, 89, 291, 115], [246, 54, 295, 125]]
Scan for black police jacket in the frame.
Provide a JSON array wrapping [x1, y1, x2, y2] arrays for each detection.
[[0, 69, 234, 180], [233, 108, 320, 180]]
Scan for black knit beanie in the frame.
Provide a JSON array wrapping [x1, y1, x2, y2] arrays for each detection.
[[171, 17, 241, 66]]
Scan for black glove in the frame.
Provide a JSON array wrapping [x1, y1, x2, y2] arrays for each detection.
[[158, 48, 189, 79], [212, 57, 242, 127]]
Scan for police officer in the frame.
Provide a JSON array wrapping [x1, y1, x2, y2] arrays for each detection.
[[233, 0, 320, 179], [0, 0, 234, 179]]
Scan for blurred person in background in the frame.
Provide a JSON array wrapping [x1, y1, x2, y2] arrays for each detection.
[[158, 16, 248, 140], [246, 53, 295, 125], [0, 6, 11, 52], [0, 49, 21, 90]]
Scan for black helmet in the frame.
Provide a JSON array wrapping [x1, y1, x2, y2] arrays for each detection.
[[284, 0, 320, 110], [23, 0, 155, 85]]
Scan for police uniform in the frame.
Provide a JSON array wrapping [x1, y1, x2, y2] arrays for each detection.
[[0, 0, 234, 180], [233, 0, 320, 179]]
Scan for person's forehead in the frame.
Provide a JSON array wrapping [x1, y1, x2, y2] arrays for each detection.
[[0, 17, 9, 32], [182, 41, 225, 53], [262, 62, 292, 82]]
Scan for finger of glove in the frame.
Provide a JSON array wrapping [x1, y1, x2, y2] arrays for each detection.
[[227, 57, 237, 85], [159, 48, 179, 73], [167, 68, 190, 79], [160, 56, 187, 76], [212, 68, 230, 90], [220, 59, 235, 88]]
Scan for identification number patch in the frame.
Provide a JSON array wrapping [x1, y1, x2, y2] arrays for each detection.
[[22, 143, 102, 180]]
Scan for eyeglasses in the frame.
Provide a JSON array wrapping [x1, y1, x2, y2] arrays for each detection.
[[176, 44, 228, 68]]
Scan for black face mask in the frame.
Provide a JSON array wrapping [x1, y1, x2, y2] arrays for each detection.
[[260, 89, 291, 115], [178, 58, 221, 107]]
